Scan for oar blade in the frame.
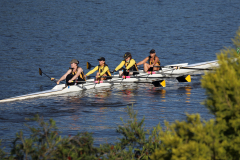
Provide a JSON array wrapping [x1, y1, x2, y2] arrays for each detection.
[[176, 75, 191, 82], [39, 68, 42, 76], [152, 80, 166, 87], [86, 62, 92, 69]]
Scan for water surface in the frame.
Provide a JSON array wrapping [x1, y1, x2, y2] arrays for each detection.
[[0, 0, 240, 149]]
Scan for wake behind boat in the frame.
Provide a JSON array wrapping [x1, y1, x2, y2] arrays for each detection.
[[0, 60, 218, 103]]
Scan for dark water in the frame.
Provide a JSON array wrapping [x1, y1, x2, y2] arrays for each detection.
[[0, 0, 240, 150]]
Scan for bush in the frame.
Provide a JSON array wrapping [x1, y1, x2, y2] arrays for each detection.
[[9, 115, 100, 160], [0, 140, 6, 159], [151, 27, 240, 159]]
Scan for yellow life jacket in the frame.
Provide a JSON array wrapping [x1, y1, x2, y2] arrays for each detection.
[[98, 64, 112, 77], [124, 59, 138, 71], [148, 56, 160, 65]]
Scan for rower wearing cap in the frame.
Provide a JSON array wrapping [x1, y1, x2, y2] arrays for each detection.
[[113, 52, 138, 76], [137, 49, 160, 72], [84, 57, 112, 81], [56, 59, 85, 85]]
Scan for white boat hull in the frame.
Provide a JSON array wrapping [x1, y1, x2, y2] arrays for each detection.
[[0, 60, 218, 102]]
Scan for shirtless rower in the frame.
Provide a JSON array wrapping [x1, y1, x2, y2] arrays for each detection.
[[113, 52, 138, 76], [56, 59, 85, 85], [137, 49, 161, 72], [84, 57, 112, 81]]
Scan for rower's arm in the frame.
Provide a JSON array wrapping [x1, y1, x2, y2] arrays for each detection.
[[126, 59, 136, 70], [114, 61, 125, 71], [69, 67, 83, 81], [136, 57, 149, 65], [99, 66, 110, 76], [86, 66, 98, 76], [57, 69, 72, 84]]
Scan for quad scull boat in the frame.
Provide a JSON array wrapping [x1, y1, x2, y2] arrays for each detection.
[[0, 60, 218, 103]]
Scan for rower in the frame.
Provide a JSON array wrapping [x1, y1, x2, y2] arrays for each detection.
[[137, 49, 161, 72], [55, 59, 85, 85], [84, 57, 112, 81], [113, 52, 138, 76]]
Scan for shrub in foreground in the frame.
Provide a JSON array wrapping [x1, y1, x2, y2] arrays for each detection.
[[151, 27, 240, 159], [9, 115, 99, 160]]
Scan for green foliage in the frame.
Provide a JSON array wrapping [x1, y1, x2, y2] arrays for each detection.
[[150, 115, 227, 160], [8, 115, 99, 160], [0, 140, 6, 159], [151, 27, 240, 159], [201, 27, 240, 159]]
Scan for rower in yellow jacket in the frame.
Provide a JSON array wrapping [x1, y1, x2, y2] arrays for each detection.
[[85, 57, 112, 81], [113, 52, 138, 76]]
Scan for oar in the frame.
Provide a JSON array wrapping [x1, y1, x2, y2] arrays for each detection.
[[170, 66, 213, 70], [86, 62, 93, 69], [39, 68, 52, 79], [152, 65, 214, 70], [176, 75, 191, 82], [39, 68, 63, 84], [86, 73, 191, 83], [130, 80, 166, 87], [121, 75, 191, 83], [71, 79, 166, 87], [125, 69, 210, 77]]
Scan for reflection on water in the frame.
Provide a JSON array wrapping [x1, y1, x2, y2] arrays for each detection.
[[160, 89, 166, 102], [114, 84, 139, 104], [185, 86, 192, 103], [94, 88, 112, 103]]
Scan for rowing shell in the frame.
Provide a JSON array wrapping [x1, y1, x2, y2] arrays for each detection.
[[0, 60, 218, 103], [0, 80, 113, 103], [0, 79, 164, 102]]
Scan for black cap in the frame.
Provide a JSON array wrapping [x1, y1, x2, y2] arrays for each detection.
[[123, 52, 131, 59], [150, 49, 156, 53], [98, 57, 105, 61]]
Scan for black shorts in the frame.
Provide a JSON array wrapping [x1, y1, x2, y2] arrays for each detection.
[[148, 66, 162, 71], [148, 67, 153, 71], [66, 74, 85, 85]]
